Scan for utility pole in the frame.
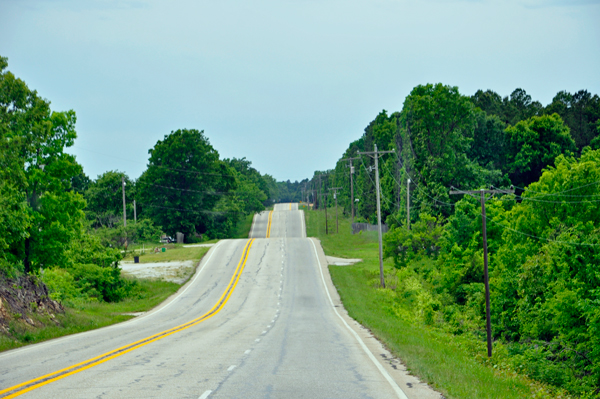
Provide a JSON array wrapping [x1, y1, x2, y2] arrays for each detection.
[[341, 157, 360, 223], [122, 177, 127, 249], [449, 186, 514, 358], [324, 192, 328, 234], [407, 178, 411, 230], [328, 187, 342, 233], [122, 177, 127, 227], [358, 144, 394, 288], [134, 199, 137, 223]]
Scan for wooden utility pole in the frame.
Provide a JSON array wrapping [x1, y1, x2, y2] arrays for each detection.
[[122, 177, 127, 227], [122, 177, 127, 249], [328, 187, 342, 233], [449, 186, 514, 358], [134, 199, 137, 223], [358, 145, 394, 288], [407, 178, 411, 230], [324, 192, 328, 234], [341, 157, 360, 223]]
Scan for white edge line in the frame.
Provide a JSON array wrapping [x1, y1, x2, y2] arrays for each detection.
[[249, 213, 257, 238], [309, 238, 409, 399], [0, 241, 224, 360], [153, 240, 223, 313], [199, 389, 212, 399], [301, 209, 307, 238]]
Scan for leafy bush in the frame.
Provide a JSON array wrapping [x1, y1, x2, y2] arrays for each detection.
[[91, 218, 163, 248], [383, 213, 443, 267], [42, 264, 135, 303], [42, 267, 86, 303], [67, 264, 135, 302]]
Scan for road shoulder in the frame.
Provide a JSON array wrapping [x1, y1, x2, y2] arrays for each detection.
[[309, 237, 442, 399]]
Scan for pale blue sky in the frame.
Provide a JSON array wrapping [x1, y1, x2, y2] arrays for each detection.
[[1, 0, 599, 182]]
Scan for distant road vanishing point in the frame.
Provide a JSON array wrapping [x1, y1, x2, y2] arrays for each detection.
[[0, 203, 440, 399]]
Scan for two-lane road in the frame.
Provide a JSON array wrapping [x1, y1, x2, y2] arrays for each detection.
[[0, 203, 438, 398]]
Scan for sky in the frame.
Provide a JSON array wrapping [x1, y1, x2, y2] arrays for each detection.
[[1, 0, 599, 182]]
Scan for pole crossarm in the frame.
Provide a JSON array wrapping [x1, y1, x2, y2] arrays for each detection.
[[341, 158, 359, 222], [357, 145, 393, 288], [357, 150, 395, 158], [449, 187, 514, 199]]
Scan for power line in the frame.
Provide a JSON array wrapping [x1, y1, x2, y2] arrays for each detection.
[[73, 145, 237, 179], [484, 216, 600, 248], [491, 186, 600, 204], [383, 155, 455, 208], [140, 203, 237, 215], [513, 181, 600, 198], [144, 183, 230, 196]]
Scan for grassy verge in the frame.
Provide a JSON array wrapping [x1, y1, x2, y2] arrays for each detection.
[[232, 213, 255, 238], [0, 278, 180, 352], [122, 245, 211, 263], [305, 209, 557, 399], [0, 246, 213, 353]]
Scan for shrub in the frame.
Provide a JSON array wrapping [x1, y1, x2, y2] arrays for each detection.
[[42, 267, 86, 302], [67, 263, 135, 302]]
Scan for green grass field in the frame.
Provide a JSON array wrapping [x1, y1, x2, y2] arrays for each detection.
[[304, 208, 560, 399]]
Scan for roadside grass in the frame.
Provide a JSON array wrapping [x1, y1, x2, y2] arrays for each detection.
[[305, 209, 554, 399], [0, 278, 180, 352], [232, 213, 254, 238], [0, 245, 213, 353], [122, 245, 211, 263]]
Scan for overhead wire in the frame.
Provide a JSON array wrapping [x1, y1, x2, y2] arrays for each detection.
[[484, 215, 600, 248], [72, 145, 239, 179], [389, 152, 456, 207], [513, 181, 600, 198], [377, 151, 600, 248], [491, 186, 600, 204], [139, 203, 237, 215]]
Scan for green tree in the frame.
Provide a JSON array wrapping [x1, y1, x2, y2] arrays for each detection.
[[504, 113, 576, 188], [0, 56, 88, 273], [85, 171, 135, 228], [492, 149, 600, 392], [502, 88, 543, 126], [137, 129, 236, 239], [471, 89, 504, 119], [225, 157, 269, 213], [545, 90, 600, 152], [396, 83, 491, 217], [468, 110, 508, 172]]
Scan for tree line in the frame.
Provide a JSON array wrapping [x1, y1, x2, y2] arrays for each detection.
[[306, 84, 600, 396], [79, 131, 280, 245]]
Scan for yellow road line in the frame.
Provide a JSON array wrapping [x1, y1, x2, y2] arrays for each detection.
[[0, 239, 255, 399], [266, 210, 273, 238], [289, 203, 292, 210]]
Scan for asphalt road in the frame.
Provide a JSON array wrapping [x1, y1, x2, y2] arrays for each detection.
[[0, 203, 439, 399]]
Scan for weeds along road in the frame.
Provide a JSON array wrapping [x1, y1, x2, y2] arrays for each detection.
[[0, 203, 432, 399]]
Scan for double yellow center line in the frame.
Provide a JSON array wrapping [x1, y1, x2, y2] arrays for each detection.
[[0, 239, 255, 399], [266, 210, 273, 238]]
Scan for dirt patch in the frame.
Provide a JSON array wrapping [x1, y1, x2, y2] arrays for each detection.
[[120, 260, 196, 284], [0, 274, 64, 334], [326, 256, 363, 266]]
